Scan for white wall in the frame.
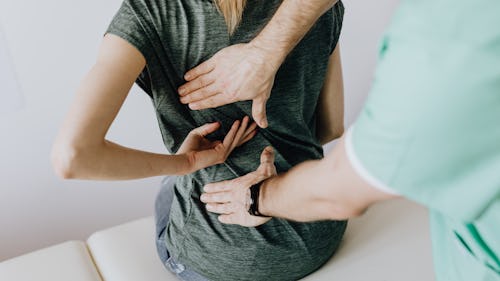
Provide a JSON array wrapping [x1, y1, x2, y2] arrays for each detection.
[[0, 0, 399, 261]]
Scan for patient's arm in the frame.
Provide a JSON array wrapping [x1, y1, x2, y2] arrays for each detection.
[[316, 45, 344, 145], [51, 34, 255, 180]]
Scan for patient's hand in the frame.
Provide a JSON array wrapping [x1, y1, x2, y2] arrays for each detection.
[[178, 43, 279, 128], [177, 116, 257, 174], [201, 147, 277, 227]]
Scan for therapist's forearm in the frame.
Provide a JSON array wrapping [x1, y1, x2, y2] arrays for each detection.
[[251, 0, 339, 68], [259, 137, 394, 221], [258, 160, 347, 221]]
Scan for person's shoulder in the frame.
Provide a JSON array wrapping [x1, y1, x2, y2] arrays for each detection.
[[120, 0, 160, 12], [121, 0, 186, 21]]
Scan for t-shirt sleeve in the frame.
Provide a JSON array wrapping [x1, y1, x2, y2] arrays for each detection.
[[330, 1, 345, 54], [105, 0, 156, 96], [347, 28, 500, 223]]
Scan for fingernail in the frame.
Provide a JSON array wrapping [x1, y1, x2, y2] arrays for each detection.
[[200, 194, 206, 202], [178, 88, 185, 95], [184, 74, 192, 80]]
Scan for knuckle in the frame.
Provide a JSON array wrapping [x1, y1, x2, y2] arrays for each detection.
[[200, 88, 208, 97], [221, 80, 231, 91], [199, 76, 208, 87], [227, 90, 238, 100]]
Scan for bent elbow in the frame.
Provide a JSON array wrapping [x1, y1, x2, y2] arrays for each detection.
[[323, 201, 366, 220], [51, 143, 80, 179], [319, 126, 345, 145], [331, 126, 345, 141]]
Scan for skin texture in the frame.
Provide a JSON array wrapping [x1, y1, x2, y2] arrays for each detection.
[[51, 34, 256, 180], [179, 0, 339, 128], [202, 136, 398, 227], [202, 146, 277, 226], [199, 49, 378, 227], [194, 0, 398, 226]]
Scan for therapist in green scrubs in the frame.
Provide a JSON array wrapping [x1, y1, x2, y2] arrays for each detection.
[[178, 0, 500, 280]]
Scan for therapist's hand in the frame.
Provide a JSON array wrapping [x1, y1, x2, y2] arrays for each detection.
[[201, 146, 277, 227], [178, 43, 280, 128]]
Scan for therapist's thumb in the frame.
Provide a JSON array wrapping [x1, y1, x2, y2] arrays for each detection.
[[252, 97, 268, 128], [257, 146, 276, 177]]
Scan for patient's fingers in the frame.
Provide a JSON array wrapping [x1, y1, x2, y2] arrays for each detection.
[[245, 122, 258, 135], [230, 116, 250, 150], [200, 191, 232, 203], [190, 122, 220, 137], [203, 181, 232, 193], [239, 129, 257, 145], [240, 122, 257, 143], [222, 120, 240, 149]]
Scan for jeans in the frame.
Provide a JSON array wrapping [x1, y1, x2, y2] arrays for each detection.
[[154, 176, 208, 281]]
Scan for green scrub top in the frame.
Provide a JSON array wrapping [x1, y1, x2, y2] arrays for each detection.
[[348, 0, 500, 280]]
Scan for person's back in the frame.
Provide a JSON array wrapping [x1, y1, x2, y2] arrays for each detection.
[[106, 0, 346, 279]]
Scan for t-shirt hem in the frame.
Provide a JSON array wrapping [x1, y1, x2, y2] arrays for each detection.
[[104, 29, 152, 63]]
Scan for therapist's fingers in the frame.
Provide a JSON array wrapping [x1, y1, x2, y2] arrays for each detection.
[[188, 93, 237, 110], [184, 59, 216, 81], [203, 180, 233, 193], [206, 203, 236, 215], [218, 214, 236, 224], [252, 97, 268, 128], [256, 146, 277, 177], [179, 80, 218, 103], [217, 214, 271, 227], [200, 191, 232, 203]]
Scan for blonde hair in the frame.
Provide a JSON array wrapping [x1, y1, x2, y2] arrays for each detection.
[[214, 0, 247, 34]]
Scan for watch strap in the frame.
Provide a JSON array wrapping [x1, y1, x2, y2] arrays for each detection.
[[248, 181, 269, 217]]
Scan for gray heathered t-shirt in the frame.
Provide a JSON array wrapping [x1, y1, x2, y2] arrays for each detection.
[[106, 1, 346, 280]]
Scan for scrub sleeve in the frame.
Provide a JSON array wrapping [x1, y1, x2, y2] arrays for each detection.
[[346, 0, 500, 280]]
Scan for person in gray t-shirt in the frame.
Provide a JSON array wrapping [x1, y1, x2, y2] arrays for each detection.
[[53, 0, 346, 280]]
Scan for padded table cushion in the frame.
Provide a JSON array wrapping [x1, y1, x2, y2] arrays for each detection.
[[0, 241, 102, 281], [87, 199, 434, 281], [302, 199, 435, 280], [87, 217, 177, 281]]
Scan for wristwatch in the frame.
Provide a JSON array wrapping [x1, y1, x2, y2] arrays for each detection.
[[247, 181, 269, 217]]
